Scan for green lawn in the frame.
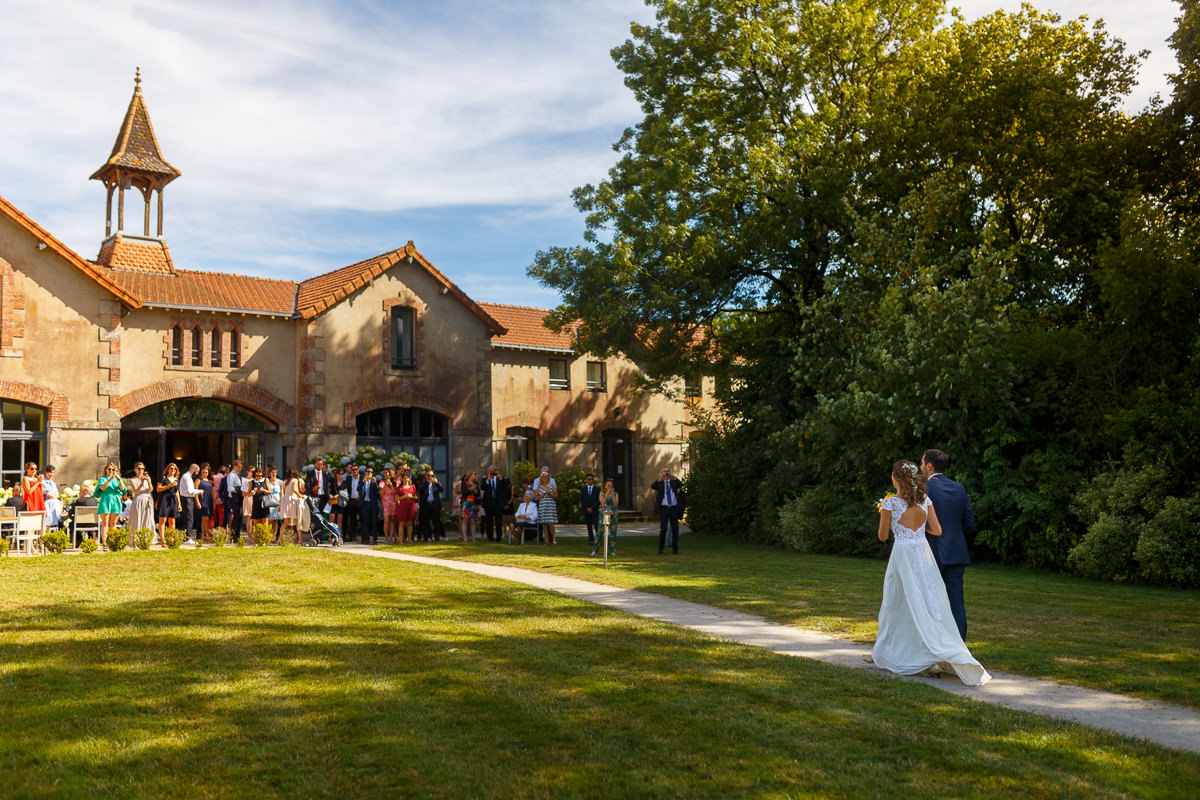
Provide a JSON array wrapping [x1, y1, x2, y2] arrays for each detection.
[[400, 532, 1200, 709], [0, 548, 1197, 799]]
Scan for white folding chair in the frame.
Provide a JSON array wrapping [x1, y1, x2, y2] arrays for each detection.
[[72, 505, 100, 548], [15, 511, 46, 556], [0, 506, 17, 551]]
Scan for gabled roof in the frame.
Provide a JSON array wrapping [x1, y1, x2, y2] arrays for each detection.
[[105, 269, 297, 316], [479, 303, 575, 352], [0, 193, 143, 309], [90, 71, 180, 185], [296, 241, 506, 334]]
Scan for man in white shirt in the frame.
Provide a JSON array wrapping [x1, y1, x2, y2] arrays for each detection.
[[179, 463, 204, 542]]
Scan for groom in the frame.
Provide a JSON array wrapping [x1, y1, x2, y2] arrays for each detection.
[[921, 449, 976, 642]]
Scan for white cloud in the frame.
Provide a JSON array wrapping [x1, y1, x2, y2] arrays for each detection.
[[0, 0, 1182, 303]]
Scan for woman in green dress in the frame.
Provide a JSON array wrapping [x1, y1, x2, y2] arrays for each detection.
[[594, 478, 619, 556], [95, 461, 126, 547]]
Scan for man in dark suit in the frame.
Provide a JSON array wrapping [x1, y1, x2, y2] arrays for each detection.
[[358, 466, 380, 545], [305, 459, 331, 519], [921, 448, 976, 642], [341, 464, 361, 542], [224, 459, 244, 542], [480, 464, 511, 542], [651, 467, 686, 554], [416, 469, 444, 541], [579, 473, 600, 545]]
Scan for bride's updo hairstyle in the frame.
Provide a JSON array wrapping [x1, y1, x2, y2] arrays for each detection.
[[892, 460, 928, 506]]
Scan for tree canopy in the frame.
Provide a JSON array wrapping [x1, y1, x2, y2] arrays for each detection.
[[530, 0, 1200, 586]]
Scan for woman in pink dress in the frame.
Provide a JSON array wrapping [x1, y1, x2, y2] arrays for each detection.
[[379, 467, 398, 544], [396, 470, 418, 544]]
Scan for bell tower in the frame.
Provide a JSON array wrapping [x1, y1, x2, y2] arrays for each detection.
[[91, 69, 182, 272]]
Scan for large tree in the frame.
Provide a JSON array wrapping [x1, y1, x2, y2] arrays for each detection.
[[530, 0, 1179, 576]]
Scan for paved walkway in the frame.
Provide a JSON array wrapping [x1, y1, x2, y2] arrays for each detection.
[[337, 543, 1200, 755]]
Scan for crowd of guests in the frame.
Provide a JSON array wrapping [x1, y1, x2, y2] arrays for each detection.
[[6, 459, 688, 554]]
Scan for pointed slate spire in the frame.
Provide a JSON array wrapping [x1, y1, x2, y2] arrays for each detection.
[[91, 68, 181, 244]]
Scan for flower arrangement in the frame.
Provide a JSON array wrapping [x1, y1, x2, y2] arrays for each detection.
[[60, 480, 96, 506], [307, 446, 430, 476], [0, 485, 12, 504], [876, 491, 895, 512]]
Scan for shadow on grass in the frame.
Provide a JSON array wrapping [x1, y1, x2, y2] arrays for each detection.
[[0, 550, 1196, 799]]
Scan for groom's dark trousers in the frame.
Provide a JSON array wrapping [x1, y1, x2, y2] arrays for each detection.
[[925, 473, 975, 642]]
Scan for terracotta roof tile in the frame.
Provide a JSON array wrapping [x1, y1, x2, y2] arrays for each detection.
[[297, 241, 506, 334], [479, 303, 575, 351], [95, 235, 176, 273], [103, 268, 297, 315]]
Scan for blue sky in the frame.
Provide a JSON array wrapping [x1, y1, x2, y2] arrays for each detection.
[[0, 0, 1181, 309]]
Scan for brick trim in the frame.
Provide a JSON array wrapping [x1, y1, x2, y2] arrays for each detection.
[[342, 393, 457, 429], [0, 260, 26, 356], [0, 381, 69, 422], [114, 378, 294, 426], [163, 317, 245, 372]]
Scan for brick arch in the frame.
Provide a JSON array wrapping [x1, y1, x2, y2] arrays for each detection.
[[0, 381, 68, 422], [343, 393, 457, 428], [114, 379, 294, 426]]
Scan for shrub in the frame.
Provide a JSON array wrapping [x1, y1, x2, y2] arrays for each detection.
[[1067, 513, 1141, 582], [131, 527, 155, 551], [1137, 496, 1200, 587], [106, 527, 130, 552], [553, 466, 589, 524], [204, 527, 230, 547], [250, 522, 274, 546], [79, 537, 99, 554], [0, 537, 9, 556], [162, 527, 185, 549], [41, 529, 70, 554], [778, 485, 883, 557]]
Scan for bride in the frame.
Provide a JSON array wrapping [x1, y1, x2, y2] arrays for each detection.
[[871, 460, 991, 686]]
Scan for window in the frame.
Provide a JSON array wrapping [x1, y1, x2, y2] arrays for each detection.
[[1, 401, 47, 490], [586, 361, 606, 392], [191, 326, 203, 367], [549, 358, 569, 390], [356, 407, 449, 484], [170, 325, 183, 365], [211, 329, 222, 368], [229, 330, 241, 368], [505, 426, 538, 478], [390, 306, 416, 370], [684, 376, 702, 400]]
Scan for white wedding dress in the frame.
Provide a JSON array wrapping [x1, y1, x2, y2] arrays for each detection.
[[873, 496, 991, 686]]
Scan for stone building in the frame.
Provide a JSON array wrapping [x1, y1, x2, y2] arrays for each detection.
[[0, 75, 710, 512]]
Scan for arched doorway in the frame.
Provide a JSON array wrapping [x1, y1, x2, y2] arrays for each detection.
[[121, 399, 281, 479], [355, 407, 450, 484]]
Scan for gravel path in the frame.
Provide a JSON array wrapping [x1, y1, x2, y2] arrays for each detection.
[[340, 544, 1200, 754]]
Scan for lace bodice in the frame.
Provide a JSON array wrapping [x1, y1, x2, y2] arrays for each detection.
[[881, 496, 931, 542]]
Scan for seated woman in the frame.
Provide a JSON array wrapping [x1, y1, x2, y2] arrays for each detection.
[[510, 490, 539, 545]]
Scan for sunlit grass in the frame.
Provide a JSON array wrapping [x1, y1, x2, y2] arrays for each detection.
[[401, 531, 1200, 708], [0, 549, 1197, 798]]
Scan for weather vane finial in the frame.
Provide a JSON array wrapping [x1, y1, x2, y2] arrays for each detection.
[[135, 66, 142, 89]]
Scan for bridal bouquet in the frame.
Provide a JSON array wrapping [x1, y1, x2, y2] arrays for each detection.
[[875, 491, 895, 512]]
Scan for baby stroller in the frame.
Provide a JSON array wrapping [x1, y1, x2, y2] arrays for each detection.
[[305, 496, 343, 547]]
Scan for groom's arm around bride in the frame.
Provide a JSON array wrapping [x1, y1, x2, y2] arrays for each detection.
[[920, 448, 976, 642]]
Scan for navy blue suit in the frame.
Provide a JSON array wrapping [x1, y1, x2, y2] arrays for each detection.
[[925, 473, 975, 641], [358, 478, 380, 543]]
